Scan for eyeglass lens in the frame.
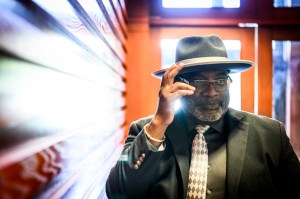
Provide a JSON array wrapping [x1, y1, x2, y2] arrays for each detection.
[[190, 77, 231, 92]]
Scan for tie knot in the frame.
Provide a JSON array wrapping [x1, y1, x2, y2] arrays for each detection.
[[195, 125, 210, 134]]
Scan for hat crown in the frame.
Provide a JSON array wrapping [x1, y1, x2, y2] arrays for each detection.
[[175, 35, 228, 63], [151, 34, 253, 78]]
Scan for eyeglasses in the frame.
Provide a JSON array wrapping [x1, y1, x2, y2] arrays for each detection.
[[176, 76, 232, 92]]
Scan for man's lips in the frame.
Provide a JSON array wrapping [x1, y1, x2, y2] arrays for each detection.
[[201, 103, 220, 110]]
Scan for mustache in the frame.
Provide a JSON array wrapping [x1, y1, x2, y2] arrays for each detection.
[[182, 91, 230, 110], [195, 97, 222, 106]]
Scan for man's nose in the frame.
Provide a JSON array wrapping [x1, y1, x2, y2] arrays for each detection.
[[203, 82, 218, 97]]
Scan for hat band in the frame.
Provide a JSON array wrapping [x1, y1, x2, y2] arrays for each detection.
[[176, 56, 229, 65]]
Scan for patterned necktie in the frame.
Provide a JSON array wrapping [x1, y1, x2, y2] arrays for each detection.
[[186, 125, 210, 199]]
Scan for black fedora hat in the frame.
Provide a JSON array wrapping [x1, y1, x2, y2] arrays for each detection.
[[152, 35, 254, 78]]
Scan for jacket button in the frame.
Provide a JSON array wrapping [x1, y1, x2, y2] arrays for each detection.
[[134, 164, 139, 169], [139, 156, 144, 162], [207, 189, 212, 195]]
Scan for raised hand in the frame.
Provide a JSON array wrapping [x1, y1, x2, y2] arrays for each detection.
[[145, 63, 195, 146]]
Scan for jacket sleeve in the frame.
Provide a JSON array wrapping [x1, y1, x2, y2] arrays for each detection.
[[105, 117, 166, 199]]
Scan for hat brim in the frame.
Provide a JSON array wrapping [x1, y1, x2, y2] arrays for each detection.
[[152, 59, 254, 78]]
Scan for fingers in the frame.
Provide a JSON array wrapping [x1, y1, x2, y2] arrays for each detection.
[[155, 64, 192, 126], [170, 82, 195, 99], [159, 63, 195, 101], [173, 89, 195, 98], [162, 63, 184, 85], [170, 82, 195, 93], [159, 81, 195, 104]]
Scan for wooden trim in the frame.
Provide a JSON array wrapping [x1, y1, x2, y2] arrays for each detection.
[[97, 0, 127, 44], [257, 0, 300, 21], [257, 27, 300, 118], [110, 0, 128, 37], [240, 28, 255, 113], [118, 0, 128, 22], [257, 28, 273, 117], [272, 27, 300, 40], [70, 0, 126, 62], [147, 0, 300, 26], [149, 18, 300, 27]]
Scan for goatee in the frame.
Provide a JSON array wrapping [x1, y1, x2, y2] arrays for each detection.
[[182, 91, 230, 122]]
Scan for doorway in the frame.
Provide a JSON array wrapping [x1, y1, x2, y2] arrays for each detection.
[[149, 27, 256, 113]]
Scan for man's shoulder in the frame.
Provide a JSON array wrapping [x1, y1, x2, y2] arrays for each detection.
[[133, 115, 154, 125], [129, 115, 154, 132], [228, 108, 283, 129]]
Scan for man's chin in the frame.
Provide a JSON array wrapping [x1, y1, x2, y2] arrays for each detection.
[[201, 104, 220, 110], [201, 108, 220, 113], [193, 108, 224, 122]]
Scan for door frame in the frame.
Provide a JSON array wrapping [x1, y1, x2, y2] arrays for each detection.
[[150, 27, 256, 113]]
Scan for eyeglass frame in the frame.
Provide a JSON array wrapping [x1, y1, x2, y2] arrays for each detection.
[[175, 75, 233, 92]]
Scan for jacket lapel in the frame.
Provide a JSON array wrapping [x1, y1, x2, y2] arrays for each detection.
[[165, 110, 190, 198], [226, 108, 249, 199]]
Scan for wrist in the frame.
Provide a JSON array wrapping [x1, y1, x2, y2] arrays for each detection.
[[152, 114, 173, 126], [144, 124, 165, 143], [144, 120, 168, 146]]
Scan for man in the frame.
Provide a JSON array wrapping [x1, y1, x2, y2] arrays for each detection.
[[106, 35, 300, 199]]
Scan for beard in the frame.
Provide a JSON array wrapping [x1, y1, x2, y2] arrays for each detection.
[[181, 91, 230, 122]]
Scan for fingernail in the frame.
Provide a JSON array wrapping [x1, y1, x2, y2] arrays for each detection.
[[189, 86, 195, 90]]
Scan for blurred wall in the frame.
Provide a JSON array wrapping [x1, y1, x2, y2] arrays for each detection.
[[0, 0, 127, 198]]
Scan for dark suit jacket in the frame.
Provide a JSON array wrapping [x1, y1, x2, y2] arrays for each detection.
[[106, 108, 300, 199]]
